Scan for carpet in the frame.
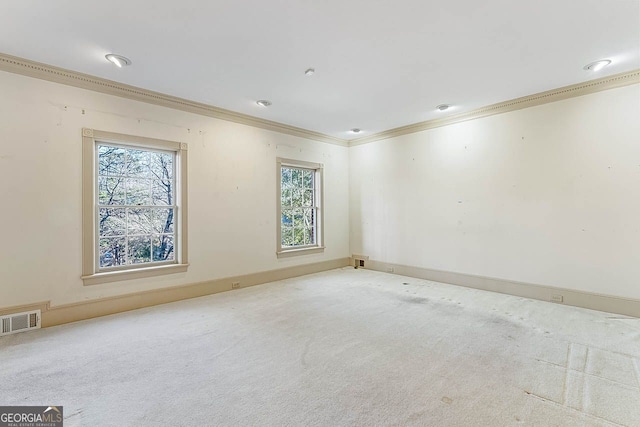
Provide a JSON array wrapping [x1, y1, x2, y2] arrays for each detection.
[[1, 268, 639, 426]]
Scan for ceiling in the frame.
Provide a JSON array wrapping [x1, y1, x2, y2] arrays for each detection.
[[1, 0, 639, 140]]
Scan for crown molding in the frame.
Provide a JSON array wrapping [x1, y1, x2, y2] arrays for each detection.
[[0, 53, 348, 147], [1, 52, 638, 149], [349, 69, 640, 146]]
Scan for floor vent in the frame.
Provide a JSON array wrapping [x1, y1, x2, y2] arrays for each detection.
[[0, 310, 41, 336]]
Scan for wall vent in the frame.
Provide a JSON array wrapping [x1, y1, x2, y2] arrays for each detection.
[[0, 310, 41, 336]]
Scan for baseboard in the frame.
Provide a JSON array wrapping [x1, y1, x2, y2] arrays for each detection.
[[0, 301, 50, 318], [360, 259, 640, 318], [0, 258, 350, 328]]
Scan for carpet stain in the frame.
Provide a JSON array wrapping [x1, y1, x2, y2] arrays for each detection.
[[398, 295, 430, 304], [404, 409, 428, 423], [441, 396, 453, 404]]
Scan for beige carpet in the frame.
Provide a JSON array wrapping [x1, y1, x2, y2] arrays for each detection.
[[1, 268, 639, 426]]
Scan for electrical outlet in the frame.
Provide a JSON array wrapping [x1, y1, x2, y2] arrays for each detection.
[[551, 294, 563, 303], [232, 282, 240, 289]]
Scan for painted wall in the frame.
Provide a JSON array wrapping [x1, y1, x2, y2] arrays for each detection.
[[0, 70, 350, 307], [349, 84, 640, 300]]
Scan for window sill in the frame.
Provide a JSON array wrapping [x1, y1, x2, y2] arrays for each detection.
[[276, 246, 325, 259], [82, 263, 189, 286]]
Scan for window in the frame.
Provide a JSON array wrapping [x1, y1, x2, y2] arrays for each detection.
[[277, 158, 324, 258], [82, 129, 188, 285]]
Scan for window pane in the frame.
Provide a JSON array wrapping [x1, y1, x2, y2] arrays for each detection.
[[291, 168, 302, 188], [293, 209, 304, 227], [127, 208, 153, 235], [281, 167, 292, 186], [150, 151, 173, 180], [153, 235, 175, 262], [99, 208, 126, 237], [281, 188, 292, 208], [126, 178, 151, 205], [302, 208, 313, 228], [281, 209, 293, 227], [98, 177, 126, 206], [152, 208, 174, 234], [308, 226, 316, 245], [281, 227, 293, 247], [98, 145, 126, 176], [303, 170, 313, 188], [303, 189, 313, 207], [152, 180, 172, 205], [304, 227, 313, 245], [128, 236, 151, 264], [126, 149, 151, 178], [291, 188, 303, 207], [293, 228, 305, 246], [99, 237, 126, 267]]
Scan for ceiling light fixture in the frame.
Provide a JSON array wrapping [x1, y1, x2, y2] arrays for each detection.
[[305, 68, 315, 76], [583, 59, 611, 72], [105, 54, 132, 68], [436, 104, 451, 112], [350, 128, 361, 134], [256, 100, 272, 107]]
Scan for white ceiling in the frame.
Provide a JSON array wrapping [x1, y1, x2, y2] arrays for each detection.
[[1, 0, 639, 139]]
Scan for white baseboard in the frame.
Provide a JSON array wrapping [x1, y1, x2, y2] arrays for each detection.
[[0, 258, 350, 328], [5, 257, 636, 328], [359, 259, 640, 318]]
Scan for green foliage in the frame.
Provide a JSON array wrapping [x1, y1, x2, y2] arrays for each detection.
[[280, 166, 317, 248]]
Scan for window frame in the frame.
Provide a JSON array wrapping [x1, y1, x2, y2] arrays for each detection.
[[82, 128, 189, 285], [276, 157, 324, 258]]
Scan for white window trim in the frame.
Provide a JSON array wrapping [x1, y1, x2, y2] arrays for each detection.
[[81, 128, 189, 285], [276, 157, 325, 258]]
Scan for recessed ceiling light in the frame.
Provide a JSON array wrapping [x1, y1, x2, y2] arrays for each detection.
[[256, 100, 272, 107], [436, 104, 451, 112], [305, 68, 315, 76], [583, 59, 611, 72], [350, 128, 361, 134], [105, 54, 132, 68]]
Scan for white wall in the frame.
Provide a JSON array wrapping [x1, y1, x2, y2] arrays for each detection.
[[2, 68, 637, 309], [0, 70, 350, 307], [349, 84, 640, 300]]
